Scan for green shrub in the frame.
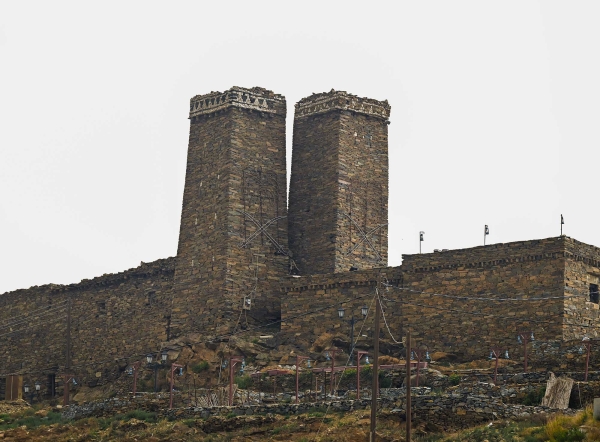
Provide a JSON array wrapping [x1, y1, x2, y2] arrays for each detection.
[[192, 360, 210, 373], [379, 374, 392, 388], [235, 375, 253, 389], [522, 387, 546, 406], [449, 373, 461, 386], [360, 366, 372, 378], [342, 368, 357, 379], [553, 428, 585, 442], [0, 410, 64, 431], [124, 409, 157, 423]]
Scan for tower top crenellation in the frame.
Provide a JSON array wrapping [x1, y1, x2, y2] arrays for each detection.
[[189, 86, 286, 118], [294, 89, 391, 120]]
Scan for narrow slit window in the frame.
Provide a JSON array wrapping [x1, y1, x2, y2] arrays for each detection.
[[590, 283, 599, 304], [96, 301, 107, 315]]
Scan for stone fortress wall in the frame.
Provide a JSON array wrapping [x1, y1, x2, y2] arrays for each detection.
[[2, 85, 600, 396], [283, 236, 600, 359], [0, 259, 175, 390]]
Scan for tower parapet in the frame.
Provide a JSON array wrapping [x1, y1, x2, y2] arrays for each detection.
[[190, 86, 286, 118], [294, 89, 390, 121]]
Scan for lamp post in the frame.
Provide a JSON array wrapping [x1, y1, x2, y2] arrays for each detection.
[[411, 346, 431, 387], [356, 351, 369, 400], [370, 272, 383, 442], [489, 347, 509, 384], [579, 337, 592, 382], [169, 364, 184, 409], [129, 361, 142, 397], [295, 355, 311, 404], [61, 374, 76, 406], [229, 356, 245, 406], [23, 384, 33, 404], [325, 348, 339, 397], [147, 350, 168, 392], [338, 305, 368, 365], [517, 331, 535, 372]]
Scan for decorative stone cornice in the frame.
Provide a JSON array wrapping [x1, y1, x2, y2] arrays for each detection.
[[294, 89, 391, 120], [189, 86, 286, 118]]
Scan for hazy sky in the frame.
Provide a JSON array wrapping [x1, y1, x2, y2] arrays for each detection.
[[1, 1, 599, 295]]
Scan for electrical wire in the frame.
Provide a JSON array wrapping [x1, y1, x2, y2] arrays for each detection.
[[313, 289, 377, 442], [0, 314, 67, 339], [378, 289, 403, 344], [0, 302, 68, 330]]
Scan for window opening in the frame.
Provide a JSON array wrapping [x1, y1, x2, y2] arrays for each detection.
[[590, 283, 599, 304]]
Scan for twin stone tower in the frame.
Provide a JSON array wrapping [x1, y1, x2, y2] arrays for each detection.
[[170, 87, 391, 338]]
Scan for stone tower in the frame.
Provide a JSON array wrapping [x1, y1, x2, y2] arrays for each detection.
[[288, 90, 391, 275], [171, 87, 288, 337]]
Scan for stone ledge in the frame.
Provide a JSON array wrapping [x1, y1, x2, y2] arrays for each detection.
[[190, 86, 286, 118], [294, 89, 391, 120]]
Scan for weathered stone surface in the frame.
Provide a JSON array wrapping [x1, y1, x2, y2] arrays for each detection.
[[288, 90, 390, 275]]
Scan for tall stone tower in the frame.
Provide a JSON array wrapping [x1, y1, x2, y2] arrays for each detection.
[[288, 90, 391, 275], [171, 87, 288, 337]]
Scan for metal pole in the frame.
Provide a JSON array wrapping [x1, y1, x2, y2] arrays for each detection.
[[415, 351, 420, 387], [154, 366, 159, 392], [406, 330, 412, 442], [170, 366, 175, 409], [229, 359, 234, 406], [494, 351, 499, 384], [133, 363, 140, 397], [523, 337, 528, 373], [370, 273, 382, 442], [357, 361, 360, 401], [585, 342, 591, 382], [169, 364, 182, 409], [350, 317, 355, 365], [64, 298, 71, 406], [295, 356, 300, 404], [330, 349, 336, 396]]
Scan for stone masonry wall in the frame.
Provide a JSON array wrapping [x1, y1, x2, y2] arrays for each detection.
[[398, 237, 567, 359], [0, 258, 175, 391], [282, 238, 597, 361], [282, 268, 402, 349], [171, 87, 288, 337], [563, 237, 600, 340], [288, 90, 391, 276], [288, 107, 340, 275]]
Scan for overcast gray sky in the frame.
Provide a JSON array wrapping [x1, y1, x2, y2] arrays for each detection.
[[1, 1, 599, 294]]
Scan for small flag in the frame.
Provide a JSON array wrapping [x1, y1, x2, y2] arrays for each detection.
[[484, 225, 489, 235]]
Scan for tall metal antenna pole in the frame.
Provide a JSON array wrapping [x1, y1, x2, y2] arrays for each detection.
[[370, 272, 382, 442], [406, 330, 412, 442]]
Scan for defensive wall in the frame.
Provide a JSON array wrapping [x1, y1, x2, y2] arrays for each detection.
[[282, 236, 600, 360], [0, 258, 175, 393]]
